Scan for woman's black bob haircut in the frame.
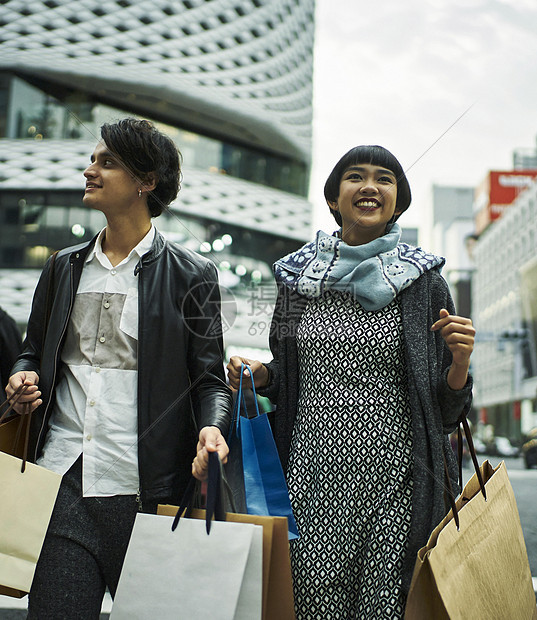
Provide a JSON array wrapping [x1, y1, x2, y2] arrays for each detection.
[[323, 145, 412, 227], [100, 118, 182, 218]]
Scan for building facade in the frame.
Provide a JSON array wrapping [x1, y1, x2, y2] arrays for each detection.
[[430, 185, 475, 317], [0, 0, 316, 354], [472, 179, 537, 439]]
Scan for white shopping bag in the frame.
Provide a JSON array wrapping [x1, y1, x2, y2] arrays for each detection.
[[0, 451, 62, 597], [111, 513, 263, 620]]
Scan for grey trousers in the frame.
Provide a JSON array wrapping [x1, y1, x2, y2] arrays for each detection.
[[27, 456, 139, 620]]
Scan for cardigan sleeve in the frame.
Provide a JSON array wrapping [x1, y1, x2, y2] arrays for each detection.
[[437, 367, 473, 432], [430, 270, 473, 431], [256, 284, 285, 403]]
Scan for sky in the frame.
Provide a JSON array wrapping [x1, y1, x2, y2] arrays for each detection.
[[308, 0, 537, 248]]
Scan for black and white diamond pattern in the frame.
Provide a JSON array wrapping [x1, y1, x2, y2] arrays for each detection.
[[288, 291, 413, 619]]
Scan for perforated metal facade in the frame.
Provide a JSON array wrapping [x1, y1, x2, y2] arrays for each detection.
[[0, 0, 315, 342], [0, 0, 314, 160]]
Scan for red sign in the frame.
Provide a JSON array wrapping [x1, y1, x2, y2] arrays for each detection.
[[489, 170, 537, 205], [474, 170, 537, 234]]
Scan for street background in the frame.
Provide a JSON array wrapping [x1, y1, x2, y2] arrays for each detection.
[[0, 456, 535, 618]]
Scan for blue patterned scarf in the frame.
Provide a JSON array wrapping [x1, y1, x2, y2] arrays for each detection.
[[273, 224, 444, 311]]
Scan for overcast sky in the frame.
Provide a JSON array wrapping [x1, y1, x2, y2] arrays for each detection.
[[309, 0, 537, 247]]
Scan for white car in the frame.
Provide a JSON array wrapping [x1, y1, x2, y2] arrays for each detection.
[[493, 436, 519, 457]]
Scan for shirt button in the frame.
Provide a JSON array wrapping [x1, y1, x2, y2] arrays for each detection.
[[99, 336, 106, 343], [89, 400, 95, 406], [95, 367, 101, 373], [103, 301, 110, 309], [111, 269, 117, 275], [86, 434, 92, 441]]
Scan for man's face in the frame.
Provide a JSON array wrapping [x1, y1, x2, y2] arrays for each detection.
[[82, 141, 139, 214]]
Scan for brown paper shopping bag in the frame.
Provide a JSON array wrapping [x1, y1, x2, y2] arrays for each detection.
[[405, 460, 537, 620], [157, 506, 295, 620], [0, 414, 30, 459], [0, 391, 62, 598], [0, 385, 30, 460]]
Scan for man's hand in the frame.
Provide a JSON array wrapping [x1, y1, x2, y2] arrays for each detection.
[[5, 371, 41, 414], [192, 426, 229, 481], [226, 355, 269, 390]]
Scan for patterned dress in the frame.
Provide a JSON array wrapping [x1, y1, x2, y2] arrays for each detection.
[[287, 290, 413, 619]]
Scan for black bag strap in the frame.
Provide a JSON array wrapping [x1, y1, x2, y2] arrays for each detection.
[[0, 384, 31, 472], [0, 384, 27, 423], [444, 414, 487, 530], [172, 451, 229, 534]]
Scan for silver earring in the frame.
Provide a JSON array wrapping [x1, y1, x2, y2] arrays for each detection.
[[138, 189, 142, 198]]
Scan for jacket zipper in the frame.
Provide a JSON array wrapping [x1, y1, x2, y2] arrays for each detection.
[[34, 256, 77, 461], [135, 258, 143, 507]]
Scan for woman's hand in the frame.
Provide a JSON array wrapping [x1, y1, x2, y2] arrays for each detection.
[[5, 371, 42, 414], [226, 356, 270, 390], [431, 308, 476, 390]]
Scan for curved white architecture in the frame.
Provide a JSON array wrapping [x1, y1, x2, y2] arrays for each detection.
[[0, 0, 316, 345], [0, 0, 314, 160]]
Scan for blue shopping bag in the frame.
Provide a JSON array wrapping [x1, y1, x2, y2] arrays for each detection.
[[226, 364, 299, 540]]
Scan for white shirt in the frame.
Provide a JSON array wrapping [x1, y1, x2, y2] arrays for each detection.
[[38, 226, 155, 497]]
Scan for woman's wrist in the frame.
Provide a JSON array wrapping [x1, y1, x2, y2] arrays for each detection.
[[447, 362, 470, 391], [257, 364, 271, 389]]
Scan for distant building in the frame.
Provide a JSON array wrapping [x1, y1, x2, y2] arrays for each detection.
[[513, 144, 537, 170], [473, 170, 537, 235], [0, 0, 316, 354], [472, 178, 537, 438], [400, 227, 418, 247], [431, 185, 475, 317]]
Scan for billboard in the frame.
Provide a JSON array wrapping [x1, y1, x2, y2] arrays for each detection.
[[474, 170, 537, 234]]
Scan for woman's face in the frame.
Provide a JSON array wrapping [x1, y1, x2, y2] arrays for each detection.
[[330, 162, 400, 246]]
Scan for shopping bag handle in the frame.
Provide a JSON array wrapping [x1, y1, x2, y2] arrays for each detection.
[[0, 384, 31, 473], [443, 413, 487, 530], [232, 363, 262, 434], [172, 451, 227, 534]]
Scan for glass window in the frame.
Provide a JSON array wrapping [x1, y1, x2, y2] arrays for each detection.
[[7, 77, 64, 139], [0, 73, 9, 137], [0, 72, 309, 195]]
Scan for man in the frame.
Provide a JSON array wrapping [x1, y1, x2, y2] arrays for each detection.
[[6, 118, 232, 618], [0, 306, 22, 403]]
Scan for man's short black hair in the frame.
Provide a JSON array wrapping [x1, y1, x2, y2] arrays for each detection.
[[100, 118, 182, 217], [323, 145, 412, 227]]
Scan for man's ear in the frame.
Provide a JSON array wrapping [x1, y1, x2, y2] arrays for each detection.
[[143, 172, 158, 192]]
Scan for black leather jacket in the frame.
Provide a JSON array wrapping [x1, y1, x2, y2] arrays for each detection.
[[12, 230, 232, 505], [0, 307, 22, 402]]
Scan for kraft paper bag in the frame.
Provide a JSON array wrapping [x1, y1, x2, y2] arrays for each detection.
[[110, 513, 263, 620], [158, 505, 295, 620], [0, 414, 30, 459], [0, 451, 62, 598], [405, 460, 537, 620]]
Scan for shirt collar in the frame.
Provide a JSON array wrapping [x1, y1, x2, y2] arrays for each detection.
[[86, 225, 156, 267]]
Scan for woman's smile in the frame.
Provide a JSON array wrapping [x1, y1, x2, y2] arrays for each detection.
[[354, 199, 381, 210]]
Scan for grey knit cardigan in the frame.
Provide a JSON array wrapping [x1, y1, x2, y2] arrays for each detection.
[[259, 268, 473, 593]]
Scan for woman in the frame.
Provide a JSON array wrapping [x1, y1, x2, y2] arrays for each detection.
[[227, 145, 475, 618]]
